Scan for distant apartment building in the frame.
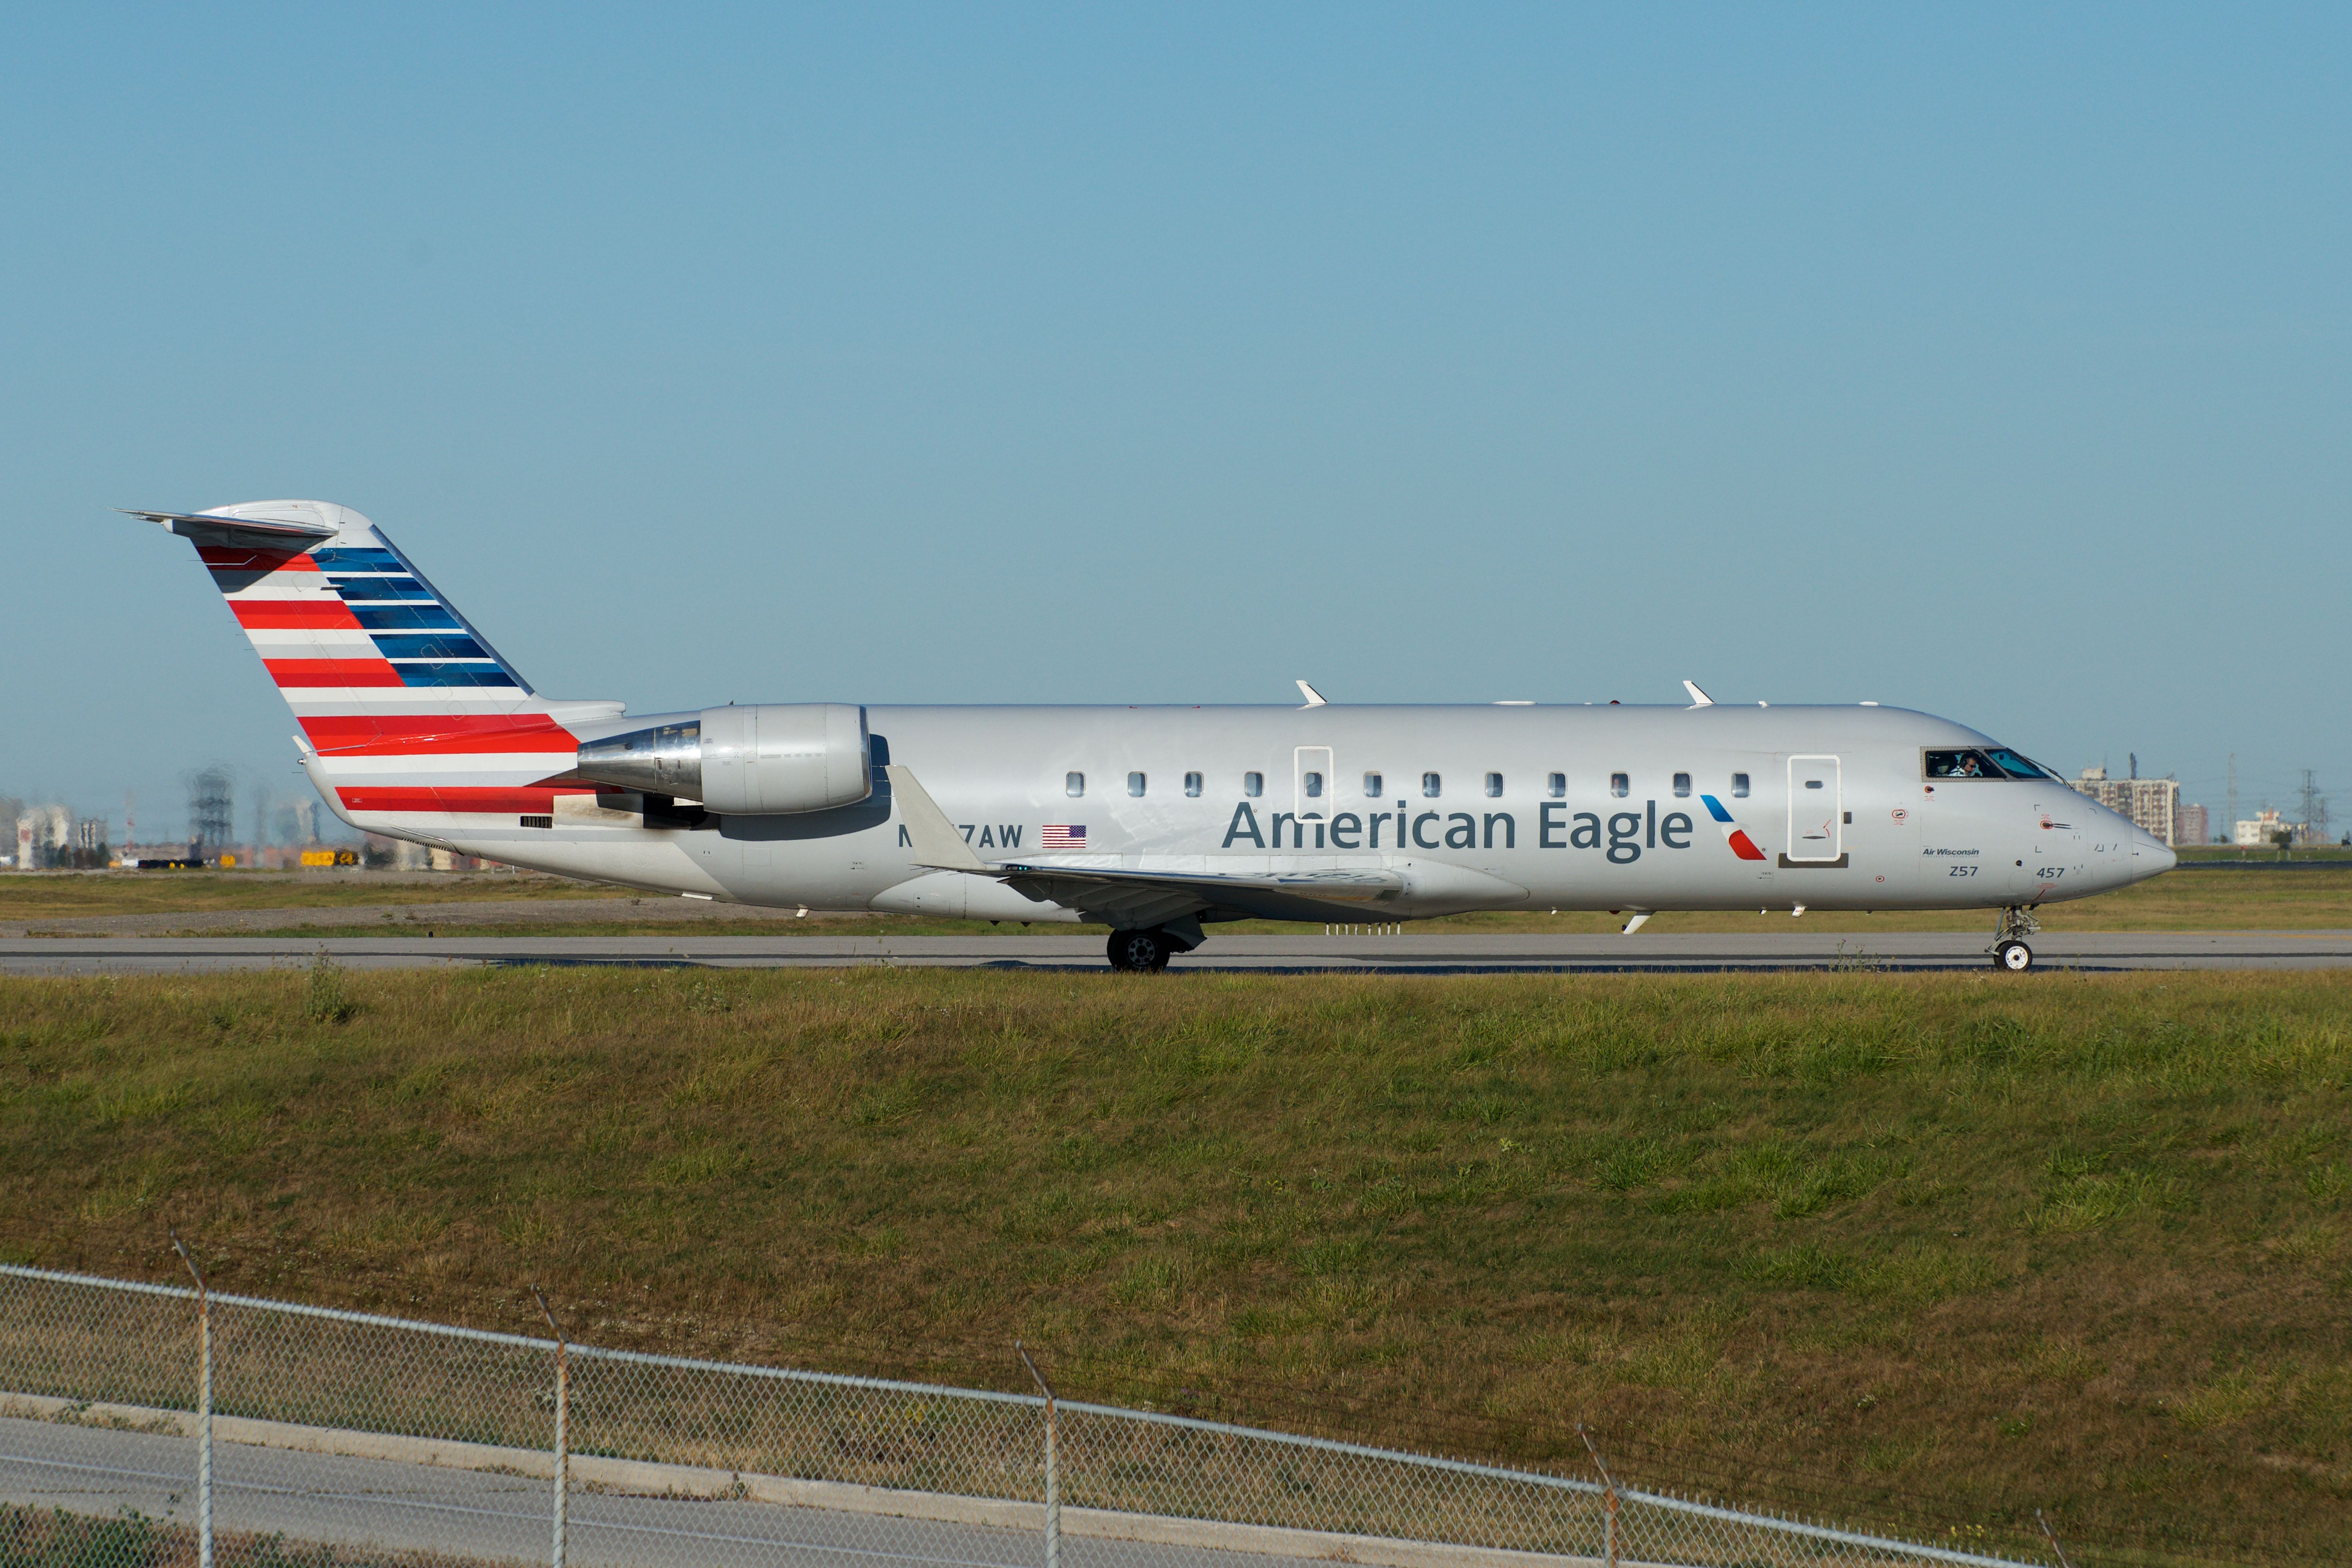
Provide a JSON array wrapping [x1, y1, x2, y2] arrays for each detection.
[[2070, 768, 2182, 846], [2236, 808, 2292, 847], [2175, 802, 2209, 846]]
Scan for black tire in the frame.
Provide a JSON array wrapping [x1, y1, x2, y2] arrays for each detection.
[[1106, 928, 1172, 973], [1995, 940, 2034, 973]]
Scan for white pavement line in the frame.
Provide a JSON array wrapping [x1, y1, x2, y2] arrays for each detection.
[[1, 1398, 1606, 1568]]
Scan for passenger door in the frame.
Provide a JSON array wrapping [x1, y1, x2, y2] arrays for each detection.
[[1785, 755, 1843, 863]]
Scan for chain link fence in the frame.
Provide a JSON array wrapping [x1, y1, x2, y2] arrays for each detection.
[[0, 1263, 2046, 1568]]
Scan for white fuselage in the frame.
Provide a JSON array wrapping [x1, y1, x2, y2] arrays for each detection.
[[374, 702, 2172, 923]]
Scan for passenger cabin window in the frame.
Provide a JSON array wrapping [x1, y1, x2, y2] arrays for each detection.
[[1128, 772, 1146, 797], [1184, 771, 1202, 797], [1485, 772, 1503, 798], [1610, 772, 1629, 798], [1422, 772, 1442, 798], [1364, 772, 1383, 798], [1672, 773, 1691, 798], [1732, 773, 1750, 798], [1924, 748, 2054, 781], [1243, 772, 1263, 798], [1547, 773, 1566, 798], [1066, 773, 1085, 798], [1303, 772, 1324, 799]]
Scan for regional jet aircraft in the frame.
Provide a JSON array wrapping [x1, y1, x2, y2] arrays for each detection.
[[137, 502, 2176, 972]]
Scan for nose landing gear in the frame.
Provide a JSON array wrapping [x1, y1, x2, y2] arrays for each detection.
[[1990, 906, 2041, 973]]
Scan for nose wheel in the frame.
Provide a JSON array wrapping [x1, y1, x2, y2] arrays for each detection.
[[1989, 905, 2041, 974]]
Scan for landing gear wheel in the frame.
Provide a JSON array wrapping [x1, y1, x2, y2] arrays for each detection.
[[1106, 928, 1172, 973], [1994, 940, 2034, 973]]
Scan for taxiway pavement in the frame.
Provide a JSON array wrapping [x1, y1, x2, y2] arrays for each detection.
[[0, 1414, 1287, 1568], [4, 931, 2350, 975]]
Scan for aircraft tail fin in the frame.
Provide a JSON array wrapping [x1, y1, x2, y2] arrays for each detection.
[[136, 501, 623, 833]]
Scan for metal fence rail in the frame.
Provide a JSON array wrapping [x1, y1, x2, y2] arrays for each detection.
[[0, 1263, 2043, 1568]]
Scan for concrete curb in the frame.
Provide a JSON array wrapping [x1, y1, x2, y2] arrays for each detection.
[[0, 1394, 1610, 1568]]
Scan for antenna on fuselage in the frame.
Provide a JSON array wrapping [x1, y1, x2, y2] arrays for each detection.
[[1683, 680, 1714, 707], [1296, 680, 1328, 707]]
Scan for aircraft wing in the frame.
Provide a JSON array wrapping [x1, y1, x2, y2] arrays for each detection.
[[991, 860, 1402, 895], [992, 861, 1401, 930], [883, 765, 1402, 926]]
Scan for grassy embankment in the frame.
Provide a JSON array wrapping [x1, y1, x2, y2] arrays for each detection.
[[0, 872, 617, 917], [4, 864, 2348, 937], [3, 967, 2348, 1565]]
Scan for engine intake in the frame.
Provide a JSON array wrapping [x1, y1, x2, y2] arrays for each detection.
[[573, 704, 872, 815]]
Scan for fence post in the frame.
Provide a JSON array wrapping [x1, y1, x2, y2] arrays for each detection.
[[169, 1230, 211, 1568], [1018, 1344, 1059, 1568], [2036, 1509, 2076, 1568], [1577, 1424, 1617, 1568], [533, 1288, 569, 1568]]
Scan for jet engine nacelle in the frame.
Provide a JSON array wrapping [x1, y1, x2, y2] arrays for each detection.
[[572, 704, 872, 815]]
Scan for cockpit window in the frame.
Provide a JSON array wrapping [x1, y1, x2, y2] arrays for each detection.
[[1982, 748, 2059, 781], [1925, 748, 2057, 782]]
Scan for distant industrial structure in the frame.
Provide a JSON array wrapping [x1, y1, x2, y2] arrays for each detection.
[[3, 768, 358, 872], [186, 767, 235, 859], [2175, 802, 2209, 847], [5, 799, 111, 870]]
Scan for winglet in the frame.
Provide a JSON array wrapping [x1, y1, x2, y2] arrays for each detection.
[[1296, 680, 1328, 707], [884, 765, 988, 872], [1682, 680, 1714, 707]]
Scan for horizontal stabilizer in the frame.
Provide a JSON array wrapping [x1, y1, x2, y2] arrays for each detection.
[[124, 508, 337, 547]]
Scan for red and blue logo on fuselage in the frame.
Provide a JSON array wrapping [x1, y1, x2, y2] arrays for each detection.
[[1699, 794, 1768, 861]]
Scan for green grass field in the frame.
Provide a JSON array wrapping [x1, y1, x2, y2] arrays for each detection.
[[2, 966, 2346, 1566], [0, 872, 617, 919]]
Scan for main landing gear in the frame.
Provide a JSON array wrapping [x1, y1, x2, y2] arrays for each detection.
[[1990, 905, 2041, 973], [1106, 928, 1176, 973]]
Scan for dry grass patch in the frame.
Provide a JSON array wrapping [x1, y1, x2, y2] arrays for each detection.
[[1, 967, 2350, 1565]]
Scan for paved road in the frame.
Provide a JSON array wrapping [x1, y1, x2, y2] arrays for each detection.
[[0, 896, 819, 938], [5, 930, 2351, 975], [0, 1415, 1284, 1568]]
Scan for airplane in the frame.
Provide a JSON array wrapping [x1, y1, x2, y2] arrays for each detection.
[[134, 500, 2176, 974]]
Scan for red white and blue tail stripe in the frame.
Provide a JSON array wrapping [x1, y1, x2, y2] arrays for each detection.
[[136, 501, 621, 838], [1698, 793, 1769, 861]]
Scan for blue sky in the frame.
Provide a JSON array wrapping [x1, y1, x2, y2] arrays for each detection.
[[5, 5, 2345, 839]]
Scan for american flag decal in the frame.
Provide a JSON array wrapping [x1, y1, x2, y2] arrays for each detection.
[[1041, 824, 1086, 849]]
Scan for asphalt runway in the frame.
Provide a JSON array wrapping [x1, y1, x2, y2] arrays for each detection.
[[4, 930, 2351, 974], [0, 1415, 1295, 1568]]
